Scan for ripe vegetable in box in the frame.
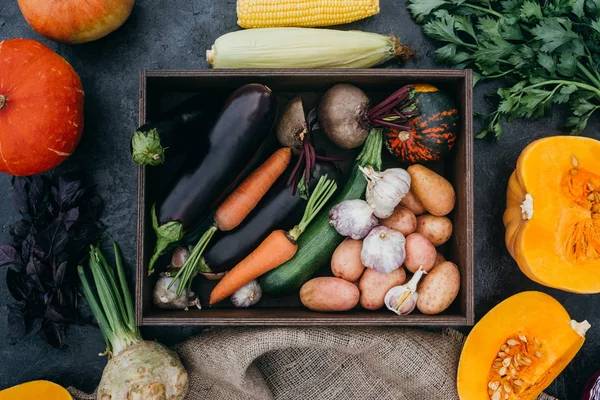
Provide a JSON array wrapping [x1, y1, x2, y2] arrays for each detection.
[[0, 381, 71, 400], [0, 39, 84, 176]]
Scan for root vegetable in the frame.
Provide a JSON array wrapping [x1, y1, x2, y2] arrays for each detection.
[[417, 261, 460, 315], [331, 239, 366, 282], [415, 214, 453, 246], [407, 165, 455, 216], [78, 244, 188, 400], [399, 190, 426, 215], [276, 97, 307, 154], [380, 206, 417, 235], [318, 84, 371, 149], [359, 268, 406, 310], [153, 270, 200, 310], [404, 233, 436, 273], [300, 277, 360, 312], [435, 252, 446, 266]]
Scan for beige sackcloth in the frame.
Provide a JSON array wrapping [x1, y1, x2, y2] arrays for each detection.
[[69, 326, 557, 400]]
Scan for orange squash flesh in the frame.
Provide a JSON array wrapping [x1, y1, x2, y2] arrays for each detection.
[[504, 136, 600, 293], [457, 291, 589, 400], [0, 380, 72, 400]]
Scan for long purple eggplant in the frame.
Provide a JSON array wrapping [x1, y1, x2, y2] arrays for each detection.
[[131, 93, 226, 166], [148, 84, 277, 272], [199, 162, 342, 274]]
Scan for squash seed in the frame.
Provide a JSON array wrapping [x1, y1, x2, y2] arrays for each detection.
[[504, 395, 509, 400], [514, 380, 523, 386], [498, 351, 507, 357], [520, 355, 532, 365], [495, 357, 502, 362], [518, 334, 527, 342], [501, 344, 510, 352], [510, 368, 518, 377], [507, 339, 519, 346], [504, 384, 511, 393], [571, 168, 579, 175], [489, 381, 500, 391], [499, 367, 507, 376], [572, 155, 579, 167], [503, 358, 512, 367], [588, 193, 596, 201], [535, 351, 543, 358], [588, 183, 595, 191], [492, 391, 501, 400]]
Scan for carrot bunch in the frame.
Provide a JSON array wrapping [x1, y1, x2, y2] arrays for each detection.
[[209, 175, 338, 305], [169, 147, 292, 296]]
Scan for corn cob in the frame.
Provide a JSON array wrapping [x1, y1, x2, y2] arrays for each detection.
[[207, 28, 412, 69], [237, 0, 380, 28]]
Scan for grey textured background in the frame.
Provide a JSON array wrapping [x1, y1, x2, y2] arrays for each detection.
[[1, 1, 599, 398]]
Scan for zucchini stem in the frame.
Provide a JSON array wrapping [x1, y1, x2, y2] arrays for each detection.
[[288, 176, 337, 240]]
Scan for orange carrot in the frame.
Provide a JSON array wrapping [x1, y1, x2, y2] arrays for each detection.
[[210, 229, 296, 304], [209, 175, 338, 305], [170, 147, 291, 296], [215, 147, 291, 231]]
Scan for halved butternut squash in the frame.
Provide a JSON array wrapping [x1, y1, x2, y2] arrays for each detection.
[[0, 380, 71, 400], [504, 136, 600, 293], [457, 291, 590, 400]]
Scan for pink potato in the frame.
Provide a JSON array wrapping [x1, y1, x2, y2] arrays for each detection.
[[300, 277, 360, 312], [404, 233, 437, 273], [435, 252, 446, 267], [359, 268, 406, 310], [399, 190, 426, 216], [417, 261, 460, 315], [380, 206, 417, 236], [331, 239, 366, 282], [415, 214, 453, 246]]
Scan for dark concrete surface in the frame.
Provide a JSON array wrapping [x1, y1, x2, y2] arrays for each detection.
[[0, 1, 599, 398]]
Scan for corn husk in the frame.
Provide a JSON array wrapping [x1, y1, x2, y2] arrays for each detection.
[[206, 28, 411, 69]]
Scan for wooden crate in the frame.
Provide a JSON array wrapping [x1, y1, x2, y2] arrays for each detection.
[[136, 69, 474, 326]]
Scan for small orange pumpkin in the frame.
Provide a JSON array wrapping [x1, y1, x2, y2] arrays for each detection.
[[504, 136, 600, 293], [17, 0, 135, 44], [0, 39, 84, 176], [457, 291, 590, 400]]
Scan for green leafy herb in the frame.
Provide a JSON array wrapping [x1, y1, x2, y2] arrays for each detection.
[[408, 0, 600, 138]]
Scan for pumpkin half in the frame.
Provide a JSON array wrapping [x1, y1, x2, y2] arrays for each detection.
[[0, 380, 72, 400], [504, 136, 600, 293], [457, 291, 590, 400]]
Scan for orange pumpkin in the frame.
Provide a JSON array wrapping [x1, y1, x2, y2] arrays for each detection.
[[0, 39, 84, 176], [0, 380, 71, 400], [17, 0, 134, 44], [504, 136, 600, 293], [457, 291, 590, 400]]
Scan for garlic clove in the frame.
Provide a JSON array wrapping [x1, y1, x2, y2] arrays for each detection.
[[360, 166, 411, 219], [384, 266, 427, 315], [231, 280, 263, 308]]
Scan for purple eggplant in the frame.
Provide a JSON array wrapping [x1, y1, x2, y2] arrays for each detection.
[[148, 84, 277, 272]]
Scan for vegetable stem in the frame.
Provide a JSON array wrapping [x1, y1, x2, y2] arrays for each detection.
[[148, 204, 184, 274], [288, 176, 337, 240], [357, 128, 383, 170], [524, 80, 600, 97], [462, 3, 503, 18], [169, 226, 218, 296], [113, 243, 136, 332], [577, 62, 600, 94], [78, 265, 114, 350]]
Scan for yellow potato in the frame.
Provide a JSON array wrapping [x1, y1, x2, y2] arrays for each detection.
[[416, 214, 453, 246], [331, 239, 365, 282], [380, 206, 417, 236], [404, 233, 437, 273], [359, 268, 406, 310], [417, 261, 460, 315], [435, 252, 446, 267], [300, 277, 359, 312], [399, 190, 426, 216], [407, 165, 455, 216]]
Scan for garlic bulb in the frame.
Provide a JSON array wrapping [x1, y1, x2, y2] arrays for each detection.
[[170, 246, 190, 269], [361, 226, 406, 274], [384, 266, 427, 315], [329, 199, 378, 239], [153, 269, 200, 311], [231, 280, 262, 308], [360, 166, 411, 219]]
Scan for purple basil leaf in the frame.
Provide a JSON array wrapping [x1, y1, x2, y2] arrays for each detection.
[[45, 305, 67, 323], [62, 208, 79, 230], [25, 317, 43, 337], [11, 177, 29, 216], [0, 243, 20, 267], [58, 174, 84, 208], [37, 220, 68, 259], [41, 321, 67, 349], [7, 303, 26, 339], [54, 261, 67, 286], [28, 176, 48, 218], [6, 268, 33, 301], [11, 220, 31, 240], [84, 195, 104, 222], [21, 234, 35, 264]]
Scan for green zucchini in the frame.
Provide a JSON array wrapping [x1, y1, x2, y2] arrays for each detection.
[[260, 128, 383, 296]]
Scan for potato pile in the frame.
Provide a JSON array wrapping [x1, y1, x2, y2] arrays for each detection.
[[300, 165, 461, 315]]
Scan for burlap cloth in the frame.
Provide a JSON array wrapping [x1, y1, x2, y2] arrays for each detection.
[[69, 327, 558, 400]]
